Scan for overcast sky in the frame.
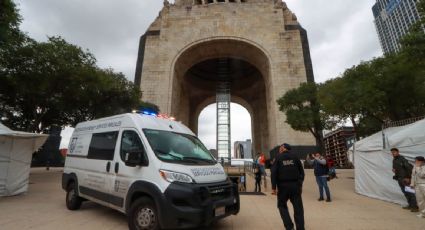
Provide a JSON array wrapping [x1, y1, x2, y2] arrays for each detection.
[[15, 0, 382, 151]]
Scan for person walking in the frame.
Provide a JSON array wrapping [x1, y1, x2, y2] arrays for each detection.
[[306, 152, 331, 202], [410, 156, 425, 218], [391, 148, 419, 212], [271, 143, 305, 230], [254, 165, 262, 192]]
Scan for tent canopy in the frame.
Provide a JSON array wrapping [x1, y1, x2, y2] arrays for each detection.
[[387, 119, 425, 159], [354, 119, 425, 205], [354, 131, 383, 152], [0, 123, 48, 196]]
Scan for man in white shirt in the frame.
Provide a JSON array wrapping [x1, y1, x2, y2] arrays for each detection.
[[410, 156, 425, 218]]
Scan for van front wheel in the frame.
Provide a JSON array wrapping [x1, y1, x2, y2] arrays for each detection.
[[66, 182, 82, 210], [129, 197, 159, 230]]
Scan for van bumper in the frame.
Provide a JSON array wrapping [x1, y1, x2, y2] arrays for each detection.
[[159, 180, 240, 229]]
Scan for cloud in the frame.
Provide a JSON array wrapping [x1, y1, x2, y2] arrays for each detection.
[[16, 0, 163, 81], [285, 0, 382, 82]]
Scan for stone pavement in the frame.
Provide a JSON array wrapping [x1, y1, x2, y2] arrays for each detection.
[[0, 168, 423, 230]]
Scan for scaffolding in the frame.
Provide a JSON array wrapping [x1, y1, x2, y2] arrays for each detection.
[[324, 127, 355, 168]]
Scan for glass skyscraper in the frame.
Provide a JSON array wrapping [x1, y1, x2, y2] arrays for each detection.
[[372, 0, 421, 53]]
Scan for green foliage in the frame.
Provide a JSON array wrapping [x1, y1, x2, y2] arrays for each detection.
[[399, 0, 425, 66], [281, 0, 425, 139], [318, 61, 386, 138], [317, 52, 425, 138], [0, 0, 22, 45], [317, 0, 425, 138], [0, 36, 142, 132], [0, 2, 153, 133]]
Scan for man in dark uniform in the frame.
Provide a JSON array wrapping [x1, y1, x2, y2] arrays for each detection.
[[391, 148, 419, 212], [271, 143, 305, 230]]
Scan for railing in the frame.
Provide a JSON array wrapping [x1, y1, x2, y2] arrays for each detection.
[[221, 160, 271, 191], [382, 116, 425, 129]]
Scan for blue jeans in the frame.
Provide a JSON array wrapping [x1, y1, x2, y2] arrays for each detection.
[[316, 176, 331, 200], [259, 165, 266, 176]]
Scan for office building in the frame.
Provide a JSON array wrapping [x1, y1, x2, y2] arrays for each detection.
[[234, 139, 252, 159], [372, 0, 421, 53]]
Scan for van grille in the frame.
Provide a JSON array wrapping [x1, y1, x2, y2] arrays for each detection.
[[207, 184, 232, 200]]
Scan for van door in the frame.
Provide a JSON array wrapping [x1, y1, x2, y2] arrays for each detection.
[[79, 131, 119, 207], [109, 128, 148, 210]]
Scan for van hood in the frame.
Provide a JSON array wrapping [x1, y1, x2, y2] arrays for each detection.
[[160, 162, 227, 184]]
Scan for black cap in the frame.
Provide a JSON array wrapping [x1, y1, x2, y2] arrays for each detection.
[[415, 156, 425, 162], [281, 143, 292, 150]]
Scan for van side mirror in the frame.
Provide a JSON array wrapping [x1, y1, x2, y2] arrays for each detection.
[[124, 151, 148, 167]]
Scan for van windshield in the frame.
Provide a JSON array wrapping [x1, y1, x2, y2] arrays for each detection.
[[143, 129, 216, 165]]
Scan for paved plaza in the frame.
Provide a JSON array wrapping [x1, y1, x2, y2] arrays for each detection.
[[0, 168, 423, 230]]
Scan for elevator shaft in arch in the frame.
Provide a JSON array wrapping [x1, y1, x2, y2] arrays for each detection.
[[216, 58, 231, 162]]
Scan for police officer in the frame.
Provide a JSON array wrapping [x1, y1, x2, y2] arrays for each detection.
[[271, 143, 305, 230]]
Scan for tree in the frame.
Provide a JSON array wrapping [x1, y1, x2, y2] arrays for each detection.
[[318, 53, 425, 138], [281, 0, 425, 139], [277, 82, 329, 150], [371, 55, 425, 121], [318, 60, 388, 139], [0, 0, 25, 47], [0, 1, 150, 133], [399, 0, 425, 66], [0, 37, 142, 132]]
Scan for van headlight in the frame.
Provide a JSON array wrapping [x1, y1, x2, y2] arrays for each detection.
[[159, 170, 194, 184]]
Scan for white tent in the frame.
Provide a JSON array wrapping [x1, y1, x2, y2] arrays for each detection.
[[0, 123, 48, 196], [354, 119, 425, 205]]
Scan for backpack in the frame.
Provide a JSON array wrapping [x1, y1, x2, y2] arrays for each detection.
[[324, 158, 338, 180]]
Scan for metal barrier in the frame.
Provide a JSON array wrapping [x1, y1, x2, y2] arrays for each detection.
[[382, 116, 425, 129]]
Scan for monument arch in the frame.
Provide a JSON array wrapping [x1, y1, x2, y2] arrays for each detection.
[[135, 0, 316, 155]]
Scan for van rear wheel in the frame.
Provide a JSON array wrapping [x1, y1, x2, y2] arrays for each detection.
[[66, 182, 82, 210], [128, 197, 159, 230]]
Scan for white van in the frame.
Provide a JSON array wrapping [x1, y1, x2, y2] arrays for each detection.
[[62, 113, 240, 230]]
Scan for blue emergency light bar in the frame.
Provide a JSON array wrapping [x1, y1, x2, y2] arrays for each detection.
[[132, 109, 158, 116], [132, 109, 176, 121]]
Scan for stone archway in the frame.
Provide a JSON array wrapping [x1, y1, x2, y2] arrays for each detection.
[[170, 38, 271, 154], [135, 1, 317, 156]]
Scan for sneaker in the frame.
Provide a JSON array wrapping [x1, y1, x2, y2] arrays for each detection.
[[318, 198, 324, 201], [410, 207, 419, 212], [416, 214, 425, 218], [326, 199, 332, 202]]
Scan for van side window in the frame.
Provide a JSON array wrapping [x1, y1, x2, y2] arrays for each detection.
[[87, 131, 119, 160], [120, 130, 145, 161]]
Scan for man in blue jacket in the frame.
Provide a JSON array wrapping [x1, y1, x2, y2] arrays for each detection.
[[271, 143, 305, 230], [307, 152, 331, 202]]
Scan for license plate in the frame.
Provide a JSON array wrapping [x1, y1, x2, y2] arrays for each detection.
[[215, 206, 225, 217]]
